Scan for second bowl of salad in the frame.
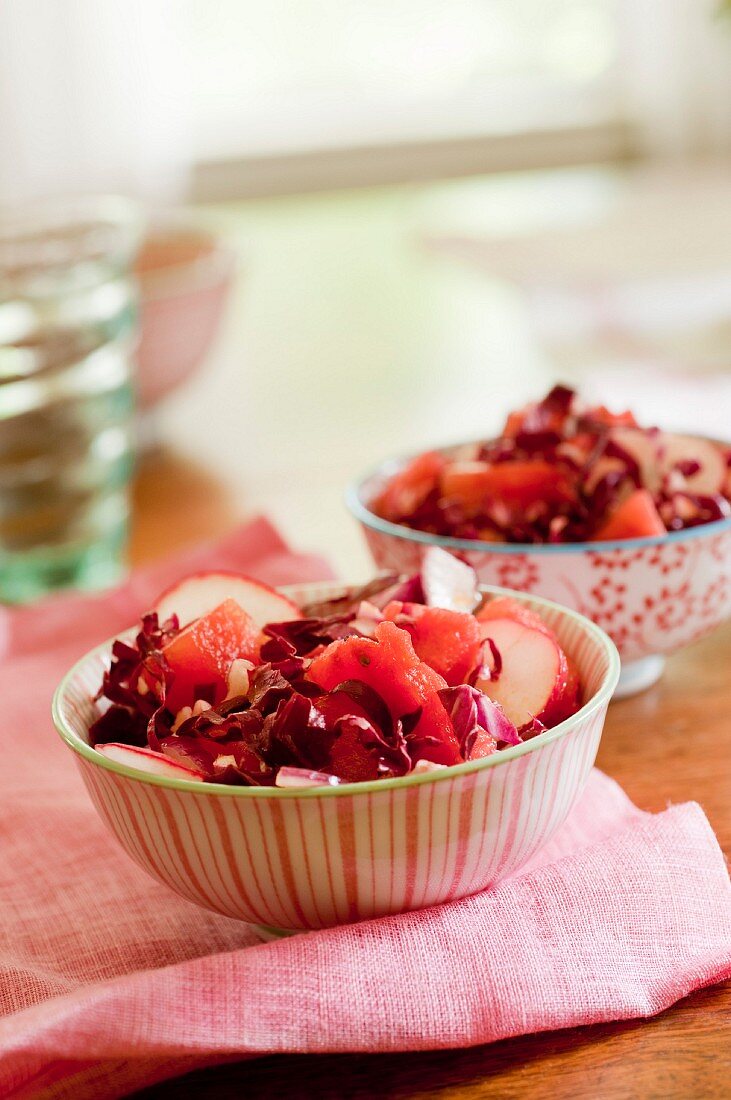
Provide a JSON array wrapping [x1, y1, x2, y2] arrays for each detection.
[[348, 385, 731, 696]]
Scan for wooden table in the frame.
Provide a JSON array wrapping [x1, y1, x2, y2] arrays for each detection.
[[132, 449, 730, 1100]]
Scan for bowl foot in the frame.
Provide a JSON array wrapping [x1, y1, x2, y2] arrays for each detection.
[[614, 655, 666, 699]]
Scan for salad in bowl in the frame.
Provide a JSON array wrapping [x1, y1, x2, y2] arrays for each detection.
[[53, 550, 618, 931], [88, 549, 583, 787]]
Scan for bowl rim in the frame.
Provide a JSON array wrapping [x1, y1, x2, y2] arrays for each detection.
[[52, 583, 620, 800], [346, 441, 731, 556], [136, 219, 237, 302]]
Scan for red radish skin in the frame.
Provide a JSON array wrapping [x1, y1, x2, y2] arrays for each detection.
[[162, 598, 260, 713], [96, 743, 204, 781], [477, 596, 557, 640], [476, 599, 582, 724], [591, 489, 666, 541], [154, 570, 301, 629], [475, 618, 572, 730]]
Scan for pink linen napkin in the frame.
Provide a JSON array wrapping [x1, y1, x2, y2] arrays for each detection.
[[0, 522, 729, 1100]]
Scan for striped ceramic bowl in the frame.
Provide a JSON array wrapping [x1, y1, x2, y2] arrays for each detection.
[[52, 583, 619, 936]]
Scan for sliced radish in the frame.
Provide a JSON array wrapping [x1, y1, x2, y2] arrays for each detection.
[[421, 546, 479, 613], [609, 428, 664, 492], [475, 618, 570, 729], [583, 454, 629, 496], [95, 742, 204, 781], [476, 595, 556, 640], [657, 433, 726, 496], [154, 571, 302, 629]]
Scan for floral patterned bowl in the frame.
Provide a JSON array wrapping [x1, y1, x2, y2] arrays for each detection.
[[52, 582, 618, 936], [347, 461, 731, 697]]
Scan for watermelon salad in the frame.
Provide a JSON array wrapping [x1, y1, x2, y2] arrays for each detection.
[[89, 549, 582, 788], [371, 385, 731, 544]]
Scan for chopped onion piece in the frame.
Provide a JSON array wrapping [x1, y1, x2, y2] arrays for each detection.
[[421, 546, 479, 612], [412, 759, 447, 774], [275, 766, 341, 788]]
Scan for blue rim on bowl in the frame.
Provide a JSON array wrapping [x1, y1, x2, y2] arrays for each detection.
[[52, 584, 620, 799]]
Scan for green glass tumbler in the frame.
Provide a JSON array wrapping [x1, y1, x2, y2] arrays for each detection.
[[0, 197, 142, 603]]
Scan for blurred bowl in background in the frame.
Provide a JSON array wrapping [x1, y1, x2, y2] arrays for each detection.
[[135, 221, 235, 409], [348, 451, 731, 699]]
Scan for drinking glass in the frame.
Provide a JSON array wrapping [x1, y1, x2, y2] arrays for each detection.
[[0, 197, 142, 602]]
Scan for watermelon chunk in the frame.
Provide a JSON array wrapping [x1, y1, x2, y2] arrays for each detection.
[[307, 620, 461, 766], [382, 602, 482, 686], [592, 489, 666, 541], [162, 598, 260, 714], [372, 451, 444, 521], [440, 460, 575, 516]]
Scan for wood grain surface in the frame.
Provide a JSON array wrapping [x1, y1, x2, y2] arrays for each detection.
[[131, 448, 730, 1100]]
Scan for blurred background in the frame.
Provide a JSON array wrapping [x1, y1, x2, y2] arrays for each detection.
[[1, 0, 730, 591]]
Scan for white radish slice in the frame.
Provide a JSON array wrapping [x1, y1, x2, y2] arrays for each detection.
[[154, 571, 302, 628], [583, 455, 629, 495], [657, 433, 726, 495], [609, 428, 664, 492], [96, 743, 204, 781], [421, 546, 479, 613], [475, 618, 566, 729]]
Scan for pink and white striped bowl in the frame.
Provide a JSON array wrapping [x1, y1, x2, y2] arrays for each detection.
[[52, 583, 619, 936]]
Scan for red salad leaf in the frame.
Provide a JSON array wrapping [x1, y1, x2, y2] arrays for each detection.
[[438, 685, 521, 756], [90, 613, 179, 747], [261, 615, 362, 659], [299, 575, 399, 618]]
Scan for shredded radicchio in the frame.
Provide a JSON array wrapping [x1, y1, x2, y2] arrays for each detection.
[[437, 685, 521, 758], [91, 553, 581, 786], [89, 613, 179, 748], [468, 637, 502, 685]]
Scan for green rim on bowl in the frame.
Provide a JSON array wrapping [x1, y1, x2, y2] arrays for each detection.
[[52, 584, 620, 799]]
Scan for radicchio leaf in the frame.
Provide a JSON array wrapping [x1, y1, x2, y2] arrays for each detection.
[[90, 613, 179, 747], [438, 684, 521, 758], [468, 637, 502, 685], [262, 615, 362, 660], [299, 575, 400, 618]]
